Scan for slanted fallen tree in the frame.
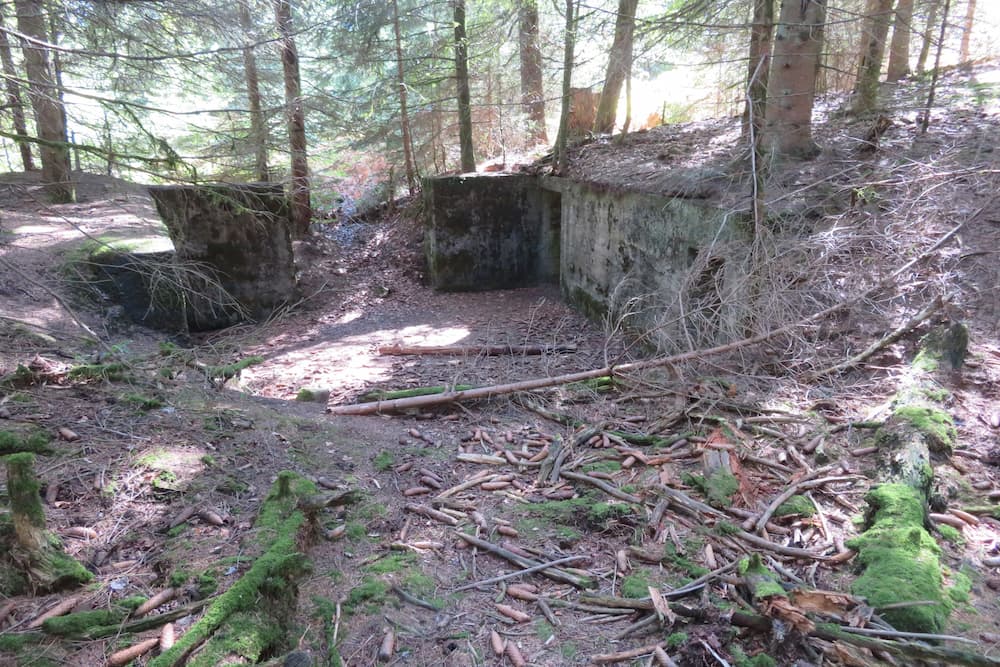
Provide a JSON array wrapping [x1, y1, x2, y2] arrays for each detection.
[[149, 471, 349, 667], [847, 322, 966, 633]]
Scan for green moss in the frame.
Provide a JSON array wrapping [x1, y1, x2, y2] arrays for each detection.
[[0, 632, 44, 651], [684, 469, 738, 508], [364, 552, 416, 575], [534, 620, 554, 641], [42, 610, 123, 637], [403, 571, 436, 598], [372, 451, 395, 472], [344, 576, 390, 614], [739, 554, 785, 599], [115, 595, 148, 612], [659, 542, 709, 579], [666, 632, 688, 649], [731, 645, 777, 667], [847, 484, 948, 633], [197, 571, 219, 598], [893, 405, 956, 453], [937, 524, 963, 544], [774, 495, 815, 518], [186, 609, 284, 667], [296, 388, 316, 401], [68, 361, 127, 382], [580, 459, 621, 475], [120, 392, 164, 410], [0, 429, 53, 455], [169, 569, 192, 587], [948, 569, 972, 604], [206, 356, 264, 381], [621, 573, 652, 598], [149, 472, 316, 667]]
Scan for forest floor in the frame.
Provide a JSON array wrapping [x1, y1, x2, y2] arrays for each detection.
[[2, 64, 1000, 667]]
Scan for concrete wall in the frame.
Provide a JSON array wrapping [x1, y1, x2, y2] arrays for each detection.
[[424, 174, 557, 290], [423, 174, 746, 333], [546, 178, 742, 322]]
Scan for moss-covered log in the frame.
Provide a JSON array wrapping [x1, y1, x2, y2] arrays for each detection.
[[847, 323, 962, 633], [148, 471, 330, 667], [2, 453, 92, 594]]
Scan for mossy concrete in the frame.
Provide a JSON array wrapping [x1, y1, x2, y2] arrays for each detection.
[[423, 174, 555, 290], [148, 183, 296, 330], [422, 173, 743, 346]]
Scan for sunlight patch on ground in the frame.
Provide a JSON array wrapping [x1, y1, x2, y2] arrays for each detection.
[[387, 324, 469, 346], [244, 323, 472, 398]]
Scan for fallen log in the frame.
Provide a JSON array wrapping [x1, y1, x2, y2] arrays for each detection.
[[377, 343, 577, 356], [328, 222, 967, 416], [846, 324, 962, 633], [148, 472, 334, 667]]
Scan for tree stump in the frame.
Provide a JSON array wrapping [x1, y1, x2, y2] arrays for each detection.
[[148, 183, 297, 330]]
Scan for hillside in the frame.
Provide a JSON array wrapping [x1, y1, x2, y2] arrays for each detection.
[[1, 63, 1000, 667]]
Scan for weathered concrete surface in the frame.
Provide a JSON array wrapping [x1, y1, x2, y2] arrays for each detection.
[[88, 249, 187, 331], [149, 183, 296, 329], [424, 174, 557, 290], [423, 171, 745, 345], [549, 178, 742, 327]]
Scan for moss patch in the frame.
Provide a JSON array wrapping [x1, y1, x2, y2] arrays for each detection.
[[774, 495, 815, 518], [847, 483, 949, 632], [621, 572, 653, 598], [893, 405, 956, 453], [684, 469, 738, 507]]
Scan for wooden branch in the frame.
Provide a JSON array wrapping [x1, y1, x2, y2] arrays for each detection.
[[453, 555, 587, 591], [329, 222, 966, 416], [807, 295, 944, 380], [559, 470, 641, 504], [454, 532, 595, 589], [378, 343, 577, 356]]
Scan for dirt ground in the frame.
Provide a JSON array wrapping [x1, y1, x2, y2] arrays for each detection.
[[2, 64, 1000, 667]]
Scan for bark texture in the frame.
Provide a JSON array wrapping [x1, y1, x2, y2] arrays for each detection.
[[762, 0, 827, 158], [554, 0, 578, 172], [886, 0, 916, 81], [742, 0, 774, 138], [392, 0, 417, 191], [850, 0, 895, 114], [14, 0, 72, 201], [275, 0, 311, 236], [593, 0, 637, 134], [916, 0, 941, 73], [453, 0, 475, 172], [960, 0, 975, 61], [518, 0, 547, 143], [0, 9, 34, 171], [239, 1, 269, 181]]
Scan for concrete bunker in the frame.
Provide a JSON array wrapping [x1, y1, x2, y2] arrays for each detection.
[[90, 183, 296, 332], [423, 172, 746, 343]]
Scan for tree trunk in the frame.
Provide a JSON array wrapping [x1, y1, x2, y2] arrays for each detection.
[[0, 9, 34, 171], [886, 0, 916, 81], [453, 0, 475, 173], [762, 0, 826, 159], [14, 0, 72, 202], [916, 0, 941, 73], [275, 0, 311, 236], [554, 0, 578, 173], [850, 0, 895, 115], [959, 0, 975, 61], [239, 1, 269, 182], [593, 0, 638, 134], [518, 0, 547, 144], [741, 0, 774, 138], [392, 0, 417, 192], [47, 6, 70, 175]]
